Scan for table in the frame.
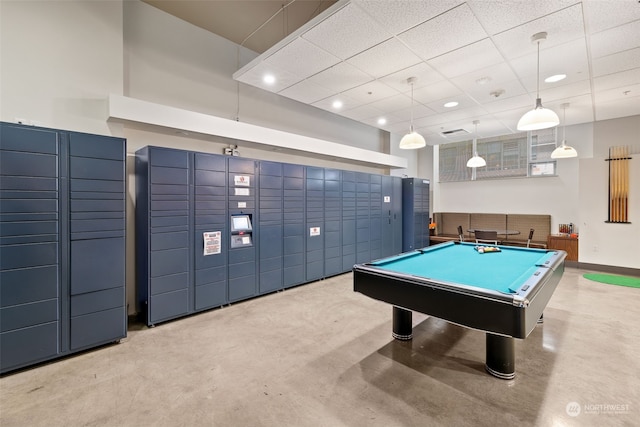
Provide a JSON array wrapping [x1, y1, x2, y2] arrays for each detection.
[[353, 241, 566, 379], [547, 234, 578, 262], [467, 229, 521, 236]]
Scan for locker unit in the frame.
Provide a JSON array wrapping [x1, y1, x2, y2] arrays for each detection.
[[194, 152, 228, 310], [136, 147, 191, 325], [381, 176, 403, 258], [282, 164, 305, 288], [258, 161, 283, 294], [305, 167, 324, 281], [0, 122, 126, 374], [341, 171, 357, 271], [136, 145, 404, 326], [356, 173, 371, 263], [324, 169, 342, 277], [369, 174, 383, 261], [402, 178, 431, 251], [227, 157, 258, 301]]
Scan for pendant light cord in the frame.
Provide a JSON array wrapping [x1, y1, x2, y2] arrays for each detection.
[[536, 40, 541, 98], [409, 81, 415, 132]]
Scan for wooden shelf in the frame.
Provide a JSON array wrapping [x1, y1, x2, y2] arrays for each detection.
[[547, 235, 578, 262]]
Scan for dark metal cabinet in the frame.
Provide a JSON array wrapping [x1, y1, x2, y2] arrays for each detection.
[[305, 167, 324, 281], [258, 161, 283, 294], [0, 122, 126, 374], [282, 164, 305, 288], [402, 178, 430, 252]]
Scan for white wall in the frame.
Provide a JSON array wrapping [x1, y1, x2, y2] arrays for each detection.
[[0, 0, 124, 134], [433, 115, 640, 269], [578, 116, 640, 269]]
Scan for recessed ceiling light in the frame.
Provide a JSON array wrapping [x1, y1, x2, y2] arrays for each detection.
[[263, 74, 276, 85], [377, 117, 387, 125], [332, 100, 343, 109], [444, 101, 459, 108], [545, 74, 566, 83]]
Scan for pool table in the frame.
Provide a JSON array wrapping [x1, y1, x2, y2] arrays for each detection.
[[353, 241, 567, 379]]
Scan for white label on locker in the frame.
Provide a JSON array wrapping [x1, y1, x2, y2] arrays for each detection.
[[383, 196, 391, 203], [309, 227, 321, 236], [203, 231, 221, 256], [235, 188, 250, 196], [234, 175, 250, 186], [238, 202, 247, 208]]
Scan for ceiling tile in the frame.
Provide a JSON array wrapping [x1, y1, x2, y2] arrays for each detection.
[[594, 68, 640, 92], [312, 93, 360, 112], [594, 95, 640, 121], [590, 20, 640, 59], [354, 0, 464, 35], [427, 38, 504, 79], [234, 61, 299, 93], [398, 3, 488, 61], [469, 0, 578, 35], [346, 38, 422, 78], [378, 63, 444, 91], [583, 0, 640, 34], [278, 80, 337, 104], [341, 104, 386, 121], [592, 48, 640, 77], [263, 37, 341, 80], [305, 61, 374, 93], [412, 80, 462, 105], [301, 2, 390, 60], [492, 4, 585, 60], [340, 80, 399, 104], [481, 93, 532, 114]]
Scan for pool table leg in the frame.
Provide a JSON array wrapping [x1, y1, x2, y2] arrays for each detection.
[[538, 313, 544, 324], [485, 334, 515, 379], [392, 306, 412, 340]]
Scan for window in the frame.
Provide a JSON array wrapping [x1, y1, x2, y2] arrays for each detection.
[[439, 129, 557, 182]]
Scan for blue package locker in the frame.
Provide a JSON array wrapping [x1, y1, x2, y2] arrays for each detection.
[[324, 169, 342, 277], [136, 147, 191, 325], [282, 164, 305, 288], [356, 173, 371, 263], [369, 174, 382, 261], [227, 157, 258, 301], [341, 171, 357, 271], [258, 161, 284, 294], [305, 167, 324, 281], [194, 152, 228, 309], [1, 122, 126, 374], [402, 178, 431, 252], [381, 176, 403, 258]]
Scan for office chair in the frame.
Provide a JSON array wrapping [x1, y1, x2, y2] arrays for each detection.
[[474, 230, 499, 245]]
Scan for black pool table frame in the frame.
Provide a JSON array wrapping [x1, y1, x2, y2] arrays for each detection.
[[353, 246, 566, 379]]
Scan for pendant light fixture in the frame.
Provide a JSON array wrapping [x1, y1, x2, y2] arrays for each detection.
[[399, 77, 426, 149], [517, 32, 560, 131], [551, 103, 578, 159], [466, 120, 486, 168]]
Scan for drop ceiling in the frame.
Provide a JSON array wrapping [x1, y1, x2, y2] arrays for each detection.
[[146, 0, 640, 145]]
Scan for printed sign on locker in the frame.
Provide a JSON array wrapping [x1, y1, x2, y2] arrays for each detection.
[[309, 227, 321, 237]]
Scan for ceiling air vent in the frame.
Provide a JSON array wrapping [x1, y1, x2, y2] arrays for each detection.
[[440, 128, 470, 138]]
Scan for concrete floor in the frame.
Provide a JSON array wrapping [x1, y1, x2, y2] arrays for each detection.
[[1, 267, 638, 426]]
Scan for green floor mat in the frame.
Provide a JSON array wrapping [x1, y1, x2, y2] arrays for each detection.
[[583, 273, 640, 288]]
